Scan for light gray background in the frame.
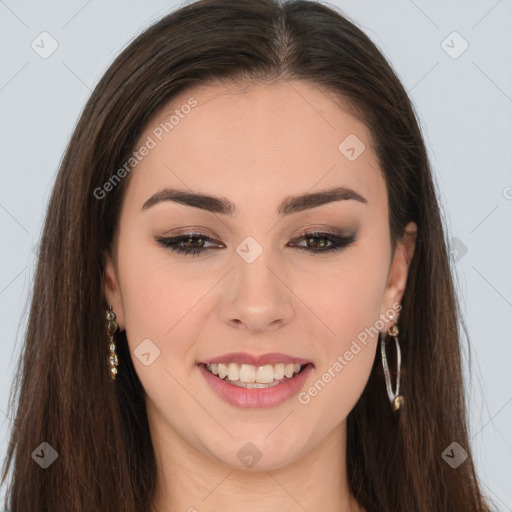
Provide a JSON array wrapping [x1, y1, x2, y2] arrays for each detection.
[[1, 0, 511, 509]]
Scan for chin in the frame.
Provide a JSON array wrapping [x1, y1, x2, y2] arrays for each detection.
[[206, 433, 308, 472]]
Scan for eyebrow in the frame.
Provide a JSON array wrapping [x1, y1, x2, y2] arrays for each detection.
[[141, 185, 368, 216]]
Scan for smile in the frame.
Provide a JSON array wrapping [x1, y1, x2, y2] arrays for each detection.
[[205, 362, 304, 388], [199, 362, 314, 408]]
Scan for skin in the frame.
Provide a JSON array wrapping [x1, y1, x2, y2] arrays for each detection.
[[104, 79, 417, 512]]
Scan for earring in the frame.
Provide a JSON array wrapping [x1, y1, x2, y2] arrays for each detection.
[[106, 305, 119, 380], [380, 312, 404, 411]]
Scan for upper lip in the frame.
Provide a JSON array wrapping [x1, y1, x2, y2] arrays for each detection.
[[200, 352, 313, 367]]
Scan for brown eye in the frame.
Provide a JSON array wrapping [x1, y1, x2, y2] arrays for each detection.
[[182, 236, 206, 250], [155, 233, 222, 257], [290, 230, 357, 254]]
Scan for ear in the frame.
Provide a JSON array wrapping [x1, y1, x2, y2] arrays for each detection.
[[380, 221, 417, 328], [104, 251, 125, 331]]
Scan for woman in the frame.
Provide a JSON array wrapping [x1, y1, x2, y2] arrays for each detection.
[[1, 0, 495, 510]]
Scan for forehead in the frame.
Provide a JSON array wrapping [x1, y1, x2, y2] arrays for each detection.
[[125, 80, 386, 214]]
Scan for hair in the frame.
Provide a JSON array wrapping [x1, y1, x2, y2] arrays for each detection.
[[1, 0, 494, 510]]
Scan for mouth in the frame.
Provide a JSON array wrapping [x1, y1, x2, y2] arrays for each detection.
[[199, 361, 313, 389]]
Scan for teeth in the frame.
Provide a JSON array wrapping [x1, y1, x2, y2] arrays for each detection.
[[274, 363, 285, 380], [205, 362, 304, 384], [239, 364, 256, 383], [218, 364, 228, 379], [227, 363, 239, 381], [230, 379, 281, 389], [256, 365, 274, 383]]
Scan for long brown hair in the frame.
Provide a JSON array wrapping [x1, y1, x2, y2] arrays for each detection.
[[1, 0, 495, 510]]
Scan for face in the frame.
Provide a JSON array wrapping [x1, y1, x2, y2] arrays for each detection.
[[104, 80, 416, 471]]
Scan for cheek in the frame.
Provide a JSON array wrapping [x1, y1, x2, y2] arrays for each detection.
[[115, 232, 200, 378], [117, 222, 204, 329], [291, 244, 388, 416], [299, 245, 389, 343], [294, 267, 385, 421]]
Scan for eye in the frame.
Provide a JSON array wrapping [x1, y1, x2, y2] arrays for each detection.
[[288, 230, 357, 254], [155, 229, 357, 257], [155, 232, 223, 257]]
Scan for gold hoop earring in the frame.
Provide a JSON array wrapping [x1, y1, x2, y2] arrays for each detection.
[[106, 306, 119, 380], [380, 312, 404, 411]]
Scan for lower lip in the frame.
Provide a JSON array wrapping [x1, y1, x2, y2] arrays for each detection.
[[198, 363, 314, 409]]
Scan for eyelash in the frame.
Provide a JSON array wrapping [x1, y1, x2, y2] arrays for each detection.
[[155, 230, 357, 257]]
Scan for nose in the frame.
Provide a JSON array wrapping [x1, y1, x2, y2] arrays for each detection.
[[220, 248, 294, 333]]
